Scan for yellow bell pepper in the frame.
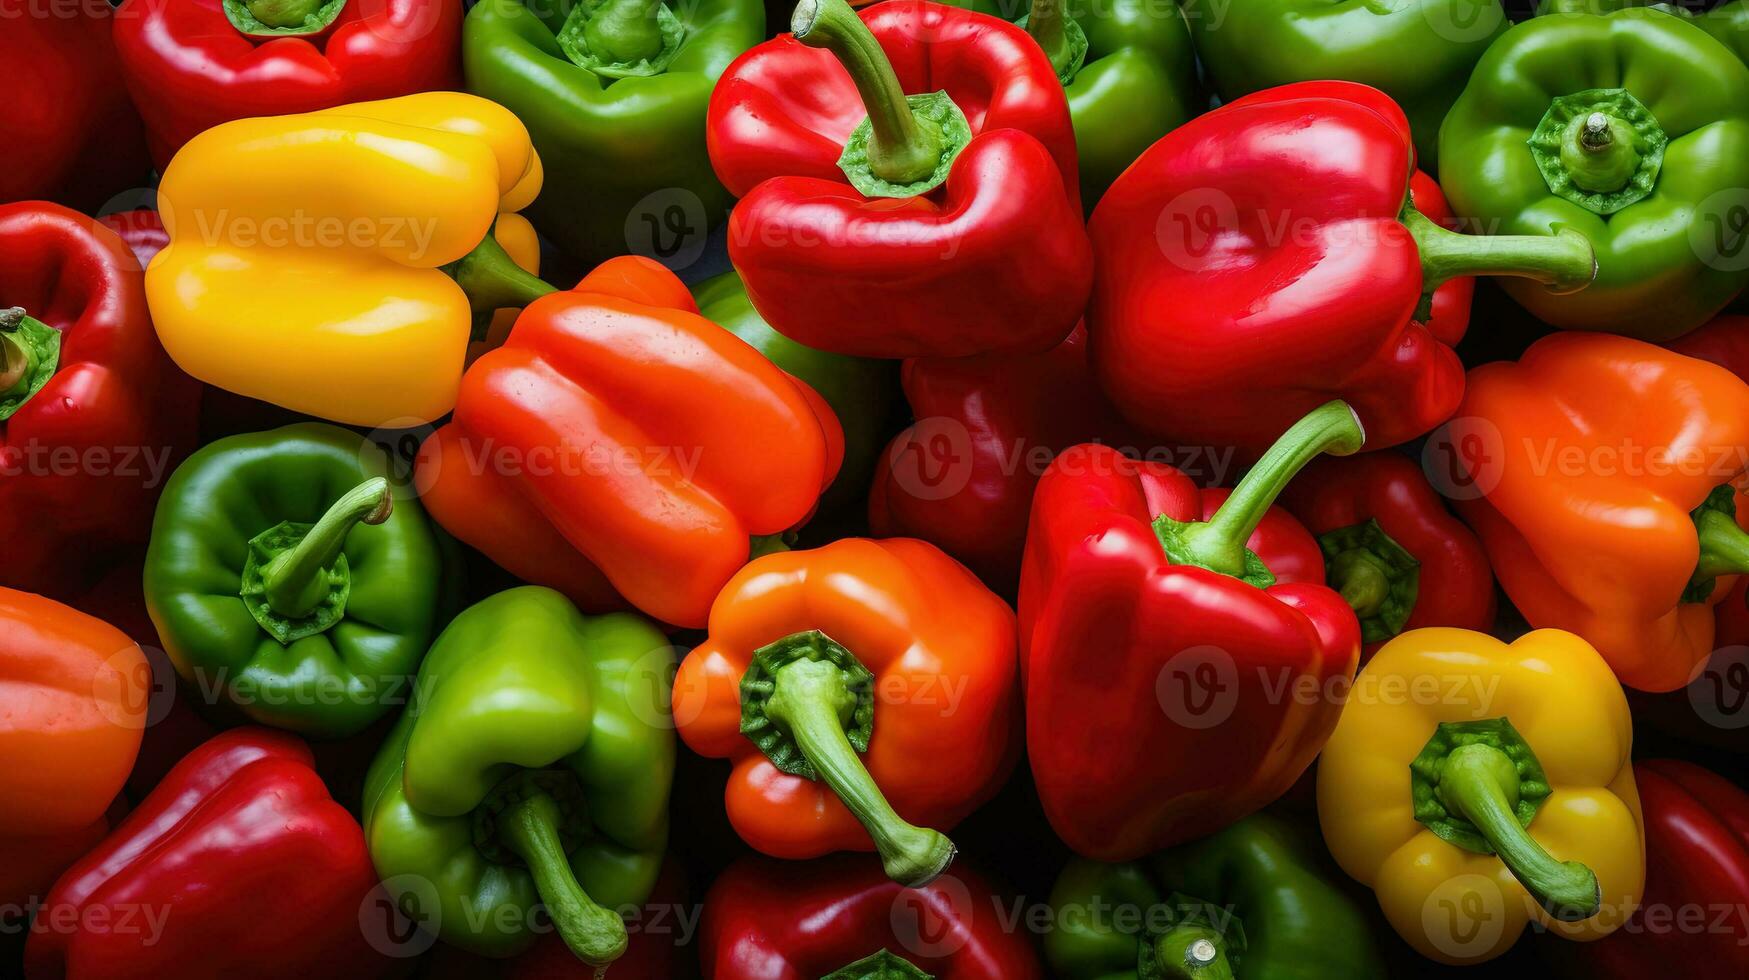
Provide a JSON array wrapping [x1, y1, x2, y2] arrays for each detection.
[[1317, 627, 1644, 965], [148, 93, 551, 427]]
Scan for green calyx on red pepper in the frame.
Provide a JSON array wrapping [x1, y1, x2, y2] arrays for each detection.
[[239, 477, 393, 643], [1686, 484, 1749, 601], [739, 629, 956, 887], [1320, 519, 1420, 643], [1021, 0, 1089, 86], [222, 0, 346, 37], [0, 306, 59, 422], [1528, 88, 1668, 215], [792, 0, 972, 198], [1153, 400, 1365, 588], [1409, 717, 1600, 921], [442, 222, 558, 319], [824, 949, 935, 980], [557, 0, 687, 78]]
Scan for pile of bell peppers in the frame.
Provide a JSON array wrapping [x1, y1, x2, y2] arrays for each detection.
[[14, 2, 1749, 977]]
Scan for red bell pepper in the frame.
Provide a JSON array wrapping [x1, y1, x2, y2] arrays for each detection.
[[1668, 315, 1749, 649], [699, 854, 1043, 979], [112, 0, 463, 166], [1019, 401, 1364, 860], [0, 0, 149, 212], [418, 256, 843, 628], [1556, 759, 1749, 977], [27, 729, 392, 980], [869, 325, 1136, 591], [713, 0, 1091, 359], [0, 203, 200, 599], [97, 210, 170, 271], [1281, 452, 1494, 655], [1087, 80, 1596, 454]]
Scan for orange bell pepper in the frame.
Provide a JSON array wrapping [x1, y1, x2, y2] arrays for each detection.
[[417, 256, 843, 628], [672, 537, 1020, 886], [0, 588, 148, 902], [1446, 332, 1749, 691]]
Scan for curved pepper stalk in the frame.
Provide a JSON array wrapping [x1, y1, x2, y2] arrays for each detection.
[[740, 630, 957, 886], [1155, 399, 1365, 584], [792, 0, 973, 198], [1410, 718, 1601, 922], [487, 772, 630, 967], [240, 477, 394, 643]]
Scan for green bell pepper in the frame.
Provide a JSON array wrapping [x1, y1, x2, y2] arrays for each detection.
[[1541, 0, 1749, 65], [1045, 812, 1386, 979], [463, 0, 763, 268], [1440, 6, 1749, 339], [1180, 0, 1506, 172], [144, 422, 446, 738], [362, 586, 674, 967], [692, 268, 897, 515], [943, 0, 1199, 207]]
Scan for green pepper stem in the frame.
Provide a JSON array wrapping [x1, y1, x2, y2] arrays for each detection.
[[764, 657, 955, 886], [1329, 549, 1391, 619], [447, 228, 556, 315], [583, 0, 667, 64], [1026, 0, 1075, 79], [1694, 505, 1749, 582], [1404, 206, 1596, 296], [792, 0, 944, 186], [0, 307, 31, 394], [246, 0, 325, 27], [1175, 401, 1364, 578], [1139, 924, 1235, 980], [1563, 110, 1640, 194], [1435, 744, 1600, 922], [497, 790, 628, 967], [260, 478, 393, 620]]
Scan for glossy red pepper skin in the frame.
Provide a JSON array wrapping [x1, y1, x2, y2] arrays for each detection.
[[112, 0, 463, 166], [869, 326, 1136, 592], [714, 1, 1091, 359], [0, 0, 149, 212], [699, 855, 1043, 979], [97, 210, 170, 271], [26, 729, 391, 980], [1282, 452, 1494, 657], [1018, 444, 1358, 860], [1556, 759, 1749, 977], [1087, 81, 1465, 454], [0, 203, 200, 599]]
